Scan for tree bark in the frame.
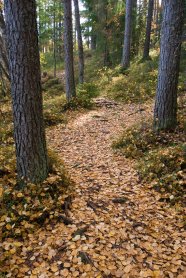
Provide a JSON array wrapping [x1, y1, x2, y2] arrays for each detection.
[[53, 0, 57, 78], [121, 0, 133, 69], [91, 32, 97, 50], [103, 0, 111, 66], [143, 0, 154, 60], [154, 0, 184, 131], [0, 9, 9, 81], [131, 0, 138, 56], [4, 0, 48, 183], [63, 0, 76, 101], [73, 0, 84, 84]]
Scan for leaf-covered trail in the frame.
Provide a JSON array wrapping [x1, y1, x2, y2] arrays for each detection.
[[18, 100, 185, 278], [46, 100, 185, 278]]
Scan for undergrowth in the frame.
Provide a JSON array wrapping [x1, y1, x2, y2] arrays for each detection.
[[62, 82, 99, 110], [97, 57, 159, 103], [113, 117, 185, 205], [0, 148, 74, 270], [93, 46, 185, 105]]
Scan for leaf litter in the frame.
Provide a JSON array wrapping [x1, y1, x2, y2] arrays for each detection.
[[1, 99, 185, 277]]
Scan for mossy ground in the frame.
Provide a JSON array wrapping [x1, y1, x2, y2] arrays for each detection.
[[112, 112, 185, 205]]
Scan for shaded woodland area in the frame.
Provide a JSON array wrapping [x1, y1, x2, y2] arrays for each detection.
[[0, 0, 185, 277]]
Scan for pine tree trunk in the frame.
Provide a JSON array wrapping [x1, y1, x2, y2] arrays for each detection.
[[91, 32, 97, 50], [63, 0, 76, 101], [121, 0, 133, 69], [0, 9, 9, 81], [143, 0, 154, 60], [4, 0, 48, 184], [103, 1, 111, 66], [53, 0, 57, 78], [131, 0, 137, 56], [154, 0, 184, 131], [73, 0, 84, 84]]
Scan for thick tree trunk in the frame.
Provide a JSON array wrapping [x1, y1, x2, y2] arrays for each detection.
[[121, 0, 133, 69], [4, 0, 48, 183], [63, 0, 76, 101], [73, 0, 84, 84], [143, 0, 154, 60], [154, 0, 184, 131]]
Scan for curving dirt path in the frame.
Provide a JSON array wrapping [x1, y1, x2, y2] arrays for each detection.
[[43, 100, 185, 278], [7, 100, 184, 278]]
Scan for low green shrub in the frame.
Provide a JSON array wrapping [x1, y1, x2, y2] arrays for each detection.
[[137, 145, 185, 199], [44, 111, 66, 126], [106, 59, 158, 103], [113, 122, 185, 202], [78, 82, 99, 99], [62, 82, 99, 110], [42, 77, 61, 91], [112, 124, 184, 158]]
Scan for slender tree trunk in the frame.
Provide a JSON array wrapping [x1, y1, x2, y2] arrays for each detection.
[[53, 0, 57, 77], [91, 31, 97, 50], [87, 26, 90, 49], [0, 9, 9, 81], [143, 0, 154, 60], [4, 0, 48, 183], [74, 26, 77, 52], [154, 0, 159, 38], [131, 0, 137, 56], [63, 0, 76, 101], [73, 0, 84, 84], [154, 0, 184, 131], [58, 3, 64, 60], [103, 1, 111, 66], [121, 0, 133, 69]]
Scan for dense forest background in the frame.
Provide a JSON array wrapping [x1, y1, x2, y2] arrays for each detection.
[[0, 0, 186, 277]]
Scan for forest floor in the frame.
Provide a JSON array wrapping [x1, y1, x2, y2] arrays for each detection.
[[7, 98, 183, 278]]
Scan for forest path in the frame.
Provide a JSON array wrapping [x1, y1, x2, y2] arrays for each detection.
[[45, 100, 185, 278]]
